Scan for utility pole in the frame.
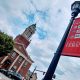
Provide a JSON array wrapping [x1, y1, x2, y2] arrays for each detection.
[[36, 70, 46, 75], [29, 67, 47, 80], [29, 66, 37, 80], [43, 1, 80, 80]]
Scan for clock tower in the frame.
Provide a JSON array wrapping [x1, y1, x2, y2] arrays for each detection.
[[14, 24, 36, 48]]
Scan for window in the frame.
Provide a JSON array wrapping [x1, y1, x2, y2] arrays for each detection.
[[26, 32, 31, 38], [23, 61, 28, 67], [18, 56, 24, 63], [11, 52, 16, 58]]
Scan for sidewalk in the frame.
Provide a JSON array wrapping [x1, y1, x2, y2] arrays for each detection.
[[0, 73, 11, 80]]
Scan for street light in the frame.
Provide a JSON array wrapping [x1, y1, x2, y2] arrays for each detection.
[[29, 66, 37, 80], [71, 1, 80, 17], [29, 66, 46, 80], [43, 1, 80, 80]]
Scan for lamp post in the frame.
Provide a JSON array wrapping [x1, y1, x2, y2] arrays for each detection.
[[43, 1, 80, 80]]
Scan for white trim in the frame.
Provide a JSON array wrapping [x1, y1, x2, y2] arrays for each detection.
[[9, 55, 20, 70], [14, 48, 32, 64], [14, 42, 29, 57], [17, 60, 25, 72], [1, 56, 8, 64]]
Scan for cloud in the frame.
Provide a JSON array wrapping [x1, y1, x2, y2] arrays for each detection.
[[1, 0, 80, 80], [55, 56, 80, 80], [0, 18, 15, 37]]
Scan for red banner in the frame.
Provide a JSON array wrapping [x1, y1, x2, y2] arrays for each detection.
[[62, 18, 80, 57]]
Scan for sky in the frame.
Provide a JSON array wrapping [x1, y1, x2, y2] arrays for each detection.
[[0, 0, 80, 80]]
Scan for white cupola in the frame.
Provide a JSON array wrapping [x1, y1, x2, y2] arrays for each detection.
[[22, 24, 36, 40]]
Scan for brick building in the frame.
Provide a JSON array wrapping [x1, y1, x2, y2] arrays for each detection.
[[0, 24, 36, 78]]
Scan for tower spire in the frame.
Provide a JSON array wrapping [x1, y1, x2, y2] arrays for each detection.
[[22, 24, 36, 40]]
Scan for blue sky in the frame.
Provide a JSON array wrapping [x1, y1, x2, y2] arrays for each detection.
[[1, 0, 80, 80]]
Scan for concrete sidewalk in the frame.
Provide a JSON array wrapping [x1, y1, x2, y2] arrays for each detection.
[[0, 73, 11, 80]]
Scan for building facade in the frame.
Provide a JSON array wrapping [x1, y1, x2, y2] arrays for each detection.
[[0, 24, 36, 78]]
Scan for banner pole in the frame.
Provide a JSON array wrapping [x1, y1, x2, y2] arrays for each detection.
[[43, 1, 80, 80]]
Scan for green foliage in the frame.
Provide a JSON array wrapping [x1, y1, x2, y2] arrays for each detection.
[[0, 31, 14, 57]]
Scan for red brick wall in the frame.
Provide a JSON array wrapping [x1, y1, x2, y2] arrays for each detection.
[[0, 51, 19, 69], [14, 35, 30, 49], [14, 43, 29, 57], [19, 63, 31, 78], [12, 57, 24, 71], [8, 51, 19, 61]]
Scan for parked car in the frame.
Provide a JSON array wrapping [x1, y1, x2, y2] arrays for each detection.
[[6, 71, 22, 80], [0, 69, 7, 75]]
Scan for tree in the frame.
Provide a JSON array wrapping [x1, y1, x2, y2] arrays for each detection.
[[0, 31, 14, 57]]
